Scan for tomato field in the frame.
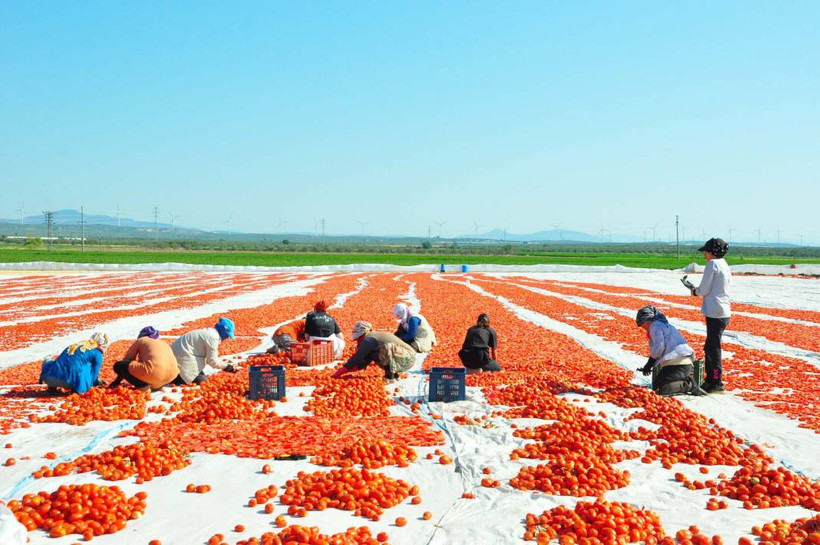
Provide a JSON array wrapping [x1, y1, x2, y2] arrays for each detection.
[[1, 269, 819, 545]]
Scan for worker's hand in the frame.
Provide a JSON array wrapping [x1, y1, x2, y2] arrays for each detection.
[[690, 288, 698, 297], [331, 367, 350, 379], [640, 358, 655, 376], [224, 364, 238, 373]]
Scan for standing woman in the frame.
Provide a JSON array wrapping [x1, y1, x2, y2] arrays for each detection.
[[39, 332, 109, 394], [691, 237, 731, 393], [458, 313, 501, 373]]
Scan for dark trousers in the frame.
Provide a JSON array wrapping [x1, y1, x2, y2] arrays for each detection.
[[111, 360, 149, 389], [655, 364, 693, 396], [704, 317, 730, 384], [458, 349, 501, 372], [172, 371, 207, 385]]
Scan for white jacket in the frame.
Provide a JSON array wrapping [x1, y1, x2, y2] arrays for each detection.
[[696, 258, 732, 318], [171, 328, 227, 383]]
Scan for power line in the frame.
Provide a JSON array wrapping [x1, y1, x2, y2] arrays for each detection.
[[43, 211, 54, 251]]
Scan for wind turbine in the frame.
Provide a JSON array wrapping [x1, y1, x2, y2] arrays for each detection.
[[357, 221, 369, 236], [473, 222, 483, 240], [651, 223, 658, 243], [225, 215, 233, 235], [277, 217, 287, 232], [168, 213, 181, 234], [726, 225, 733, 244], [435, 221, 447, 238], [17, 202, 25, 225], [551, 223, 562, 241]]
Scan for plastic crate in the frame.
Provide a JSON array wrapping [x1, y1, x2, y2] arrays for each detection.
[[249, 365, 286, 401], [290, 340, 335, 366], [429, 367, 466, 402]]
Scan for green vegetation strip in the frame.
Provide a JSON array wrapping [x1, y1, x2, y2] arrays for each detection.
[[1, 248, 819, 269]]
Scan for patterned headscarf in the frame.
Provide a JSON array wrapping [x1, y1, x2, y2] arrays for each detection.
[[352, 321, 373, 340], [393, 303, 411, 326], [635, 306, 668, 326], [67, 332, 109, 355]]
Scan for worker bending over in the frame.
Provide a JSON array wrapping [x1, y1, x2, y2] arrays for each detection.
[[39, 333, 109, 395], [636, 306, 704, 396], [171, 317, 238, 385], [392, 303, 437, 353], [267, 319, 306, 354], [332, 321, 416, 383], [305, 300, 345, 358], [110, 326, 179, 391]]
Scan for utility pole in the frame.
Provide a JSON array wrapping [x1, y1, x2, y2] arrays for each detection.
[[43, 211, 54, 251], [153, 206, 159, 242], [117, 205, 122, 227], [80, 206, 86, 253], [776, 228, 781, 246], [427, 224, 431, 240], [675, 215, 680, 261], [321, 218, 326, 243]]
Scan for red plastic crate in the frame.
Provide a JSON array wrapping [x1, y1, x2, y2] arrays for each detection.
[[290, 340, 334, 366]]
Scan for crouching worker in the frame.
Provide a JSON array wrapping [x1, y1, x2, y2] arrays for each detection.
[[305, 300, 345, 359], [266, 319, 306, 354], [392, 303, 437, 353], [636, 306, 704, 396], [110, 326, 179, 391], [458, 313, 501, 374], [171, 317, 238, 385], [39, 332, 109, 395], [331, 321, 416, 383]]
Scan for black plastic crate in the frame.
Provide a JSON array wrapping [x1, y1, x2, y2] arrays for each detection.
[[249, 365, 286, 401], [429, 367, 466, 402]]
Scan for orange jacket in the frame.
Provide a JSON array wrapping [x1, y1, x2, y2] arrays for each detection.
[[274, 319, 306, 341]]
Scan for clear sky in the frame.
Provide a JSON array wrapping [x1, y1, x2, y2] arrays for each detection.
[[2, 1, 818, 244]]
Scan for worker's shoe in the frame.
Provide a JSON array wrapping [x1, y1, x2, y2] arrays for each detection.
[[46, 386, 59, 396], [702, 380, 725, 394], [689, 380, 708, 396]]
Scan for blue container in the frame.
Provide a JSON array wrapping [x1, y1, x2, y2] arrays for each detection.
[[249, 365, 286, 401], [461, 265, 469, 273], [429, 367, 466, 402], [439, 264, 446, 273]]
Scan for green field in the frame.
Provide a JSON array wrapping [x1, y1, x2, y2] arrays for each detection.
[[2, 247, 818, 269]]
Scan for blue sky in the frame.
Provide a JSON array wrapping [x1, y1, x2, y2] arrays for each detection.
[[1, 1, 818, 243]]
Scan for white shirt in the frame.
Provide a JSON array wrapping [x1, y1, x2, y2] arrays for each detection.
[[170, 328, 226, 383], [695, 258, 731, 318]]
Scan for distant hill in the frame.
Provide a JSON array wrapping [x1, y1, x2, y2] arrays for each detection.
[[458, 228, 631, 243]]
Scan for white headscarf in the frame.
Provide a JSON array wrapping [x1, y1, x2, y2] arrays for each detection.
[[393, 303, 411, 326]]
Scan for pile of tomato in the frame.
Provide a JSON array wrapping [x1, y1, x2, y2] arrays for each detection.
[[306, 376, 395, 418], [749, 513, 820, 544], [510, 451, 630, 496], [32, 440, 189, 482], [312, 438, 418, 469], [713, 463, 820, 510], [280, 467, 417, 521], [126, 415, 443, 459], [234, 525, 384, 545], [31, 386, 149, 426], [523, 499, 666, 544], [6, 483, 146, 540], [171, 372, 277, 423]]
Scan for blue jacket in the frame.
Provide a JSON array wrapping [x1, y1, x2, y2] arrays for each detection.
[[39, 345, 103, 394], [396, 316, 421, 343]]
